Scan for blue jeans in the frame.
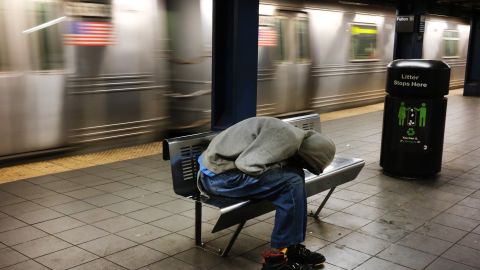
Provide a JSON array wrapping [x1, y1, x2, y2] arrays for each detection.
[[200, 166, 307, 248]]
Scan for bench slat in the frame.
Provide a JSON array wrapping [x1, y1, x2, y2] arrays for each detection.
[[166, 132, 216, 197], [305, 156, 364, 196]]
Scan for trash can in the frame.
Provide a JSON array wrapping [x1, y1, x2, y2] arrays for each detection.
[[380, 59, 450, 178]]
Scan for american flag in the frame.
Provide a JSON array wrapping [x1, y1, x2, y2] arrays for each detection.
[[64, 21, 114, 46], [258, 26, 277, 47]]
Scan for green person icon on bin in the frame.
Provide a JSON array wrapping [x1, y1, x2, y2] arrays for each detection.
[[415, 103, 427, 127], [398, 102, 407, 126]]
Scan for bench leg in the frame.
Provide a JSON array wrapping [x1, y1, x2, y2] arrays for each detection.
[[309, 187, 335, 220], [194, 200, 244, 257], [220, 221, 246, 257], [195, 200, 202, 246]]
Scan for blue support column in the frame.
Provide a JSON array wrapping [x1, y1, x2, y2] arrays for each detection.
[[464, 13, 480, 96], [393, 0, 427, 59], [211, 0, 259, 131]]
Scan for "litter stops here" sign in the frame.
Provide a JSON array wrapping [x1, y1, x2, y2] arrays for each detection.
[[386, 60, 450, 97], [393, 74, 428, 88]]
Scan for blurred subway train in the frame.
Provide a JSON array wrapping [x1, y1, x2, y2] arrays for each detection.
[[0, 0, 471, 160]]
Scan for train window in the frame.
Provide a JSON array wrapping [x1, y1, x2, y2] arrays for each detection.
[[28, 0, 64, 70], [0, 0, 9, 71], [295, 19, 309, 62], [350, 24, 378, 61], [275, 17, 288, 61], [443, 30, 459, 58]]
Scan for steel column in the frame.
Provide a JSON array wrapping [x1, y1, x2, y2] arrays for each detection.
[[211, 0, 259, 131], [464, 13, 480, 96], [393, 0, 427, 59]]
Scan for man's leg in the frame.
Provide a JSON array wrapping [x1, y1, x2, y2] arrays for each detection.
[[200, 166, 307, 246], [259, 167, 307, 248], [254, 167, 325, 267], [200, 167, 323, 268]]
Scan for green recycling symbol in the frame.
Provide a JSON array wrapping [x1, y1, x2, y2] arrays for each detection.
[[407, 128, 416, 136]]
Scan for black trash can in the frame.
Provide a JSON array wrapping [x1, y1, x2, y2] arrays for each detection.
[[380, 59, 451, 178]]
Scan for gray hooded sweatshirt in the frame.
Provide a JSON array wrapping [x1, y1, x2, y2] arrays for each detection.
[[202, 117, 336, 176]]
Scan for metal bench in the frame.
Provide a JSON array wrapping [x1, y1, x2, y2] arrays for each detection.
[[162, 114, 365, 256]]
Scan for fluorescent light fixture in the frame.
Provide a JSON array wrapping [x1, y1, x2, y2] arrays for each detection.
[[354, 14, 384, 25], [22, 16, 66, 34], [339, 1, 368, 6], [259, 4, 275, 16]]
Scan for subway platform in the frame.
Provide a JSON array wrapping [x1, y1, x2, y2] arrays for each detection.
[[1, 90, 480, 270]]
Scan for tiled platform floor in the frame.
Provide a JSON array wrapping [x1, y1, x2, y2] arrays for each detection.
[[1, 93, 480, 269]]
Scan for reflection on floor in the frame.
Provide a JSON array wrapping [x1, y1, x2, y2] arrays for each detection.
[[0, 89, 479, 270]]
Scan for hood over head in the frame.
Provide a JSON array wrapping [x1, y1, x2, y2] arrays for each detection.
[[298, 130, 336, 175]]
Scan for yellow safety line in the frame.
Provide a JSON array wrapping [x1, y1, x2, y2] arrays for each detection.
[[0, 142, 162, 184], [321, 103, 384, 122]]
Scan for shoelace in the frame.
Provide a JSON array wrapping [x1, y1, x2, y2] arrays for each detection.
[[289, 263, 303, 270], [296, 245, 312, 257], [289, 262, 311, 270]]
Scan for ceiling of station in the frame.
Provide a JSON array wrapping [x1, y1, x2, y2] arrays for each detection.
[[435, 0, 480, 10], [333, 0, 480, 18]]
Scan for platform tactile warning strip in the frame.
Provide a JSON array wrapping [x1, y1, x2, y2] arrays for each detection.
[[0, 142, 162, 184]]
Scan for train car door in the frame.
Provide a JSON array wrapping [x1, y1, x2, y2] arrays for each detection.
[[0, 0, 66, 157], [274, 11, 311, 114]]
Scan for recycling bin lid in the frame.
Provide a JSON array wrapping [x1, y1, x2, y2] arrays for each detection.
[[386, 59, 451, 97]]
